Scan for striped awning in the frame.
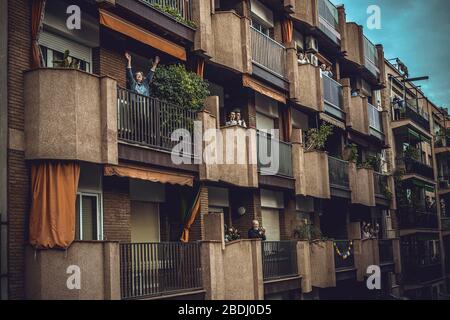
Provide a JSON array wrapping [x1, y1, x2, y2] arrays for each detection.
[[104, 165, 193, 187], [319, 112, 346, 130], [242, 75, 287, 104]]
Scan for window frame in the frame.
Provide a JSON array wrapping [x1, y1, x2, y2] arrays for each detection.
[[76, 191, 103, 241]]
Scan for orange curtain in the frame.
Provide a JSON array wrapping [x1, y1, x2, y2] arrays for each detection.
[[29, 162, 80, 249], [31, 0, 46, 69], [180, 188, 202, 243], [281, 18, 293, 44], [195, 56, 205, 79], [281, 106, 292, 142]]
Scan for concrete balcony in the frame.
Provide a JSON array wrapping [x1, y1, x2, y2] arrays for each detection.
[[287, 60, 324, 113], [24, 68, 118, 165], [198, 98, 258, 188], [289, 0, 341, 45], [193, 5, 252, 74], [349, 162, 376, 207]]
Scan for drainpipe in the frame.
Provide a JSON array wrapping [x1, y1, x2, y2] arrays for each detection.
[[0, 0, 8, 300]]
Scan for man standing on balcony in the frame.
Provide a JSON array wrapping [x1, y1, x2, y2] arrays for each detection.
[[125, 52, 160, 97], [248, 220, 266, 240]]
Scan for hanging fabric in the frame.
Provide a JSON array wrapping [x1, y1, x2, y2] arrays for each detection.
[[281, 106, 292, 142], [29, 161, 80, 249], [180, 186, 202, 243], [281, 18, 293, 44], [31, 0, 47, 68], [195, 56, 205, 79]]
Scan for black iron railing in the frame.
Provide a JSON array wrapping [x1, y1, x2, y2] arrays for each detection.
[[117, 87, 197, 154], [397, 156, 434, 180], [399, 101, 430, 131], [141, 0, 192, 23], [398, 207, 438, 229], [261, 241, 298, 281], [256, 131, 293, 177], [374, 172, 389, 197], [120, 242, 202, 299], [442, 217, 450, 230], [378, 239, 394, 264], [403, 263, 442, 283], [334, 240, 354, 270], [328, 156, 350, 189]]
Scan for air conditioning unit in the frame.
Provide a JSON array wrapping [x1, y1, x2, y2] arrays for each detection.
[[308, 53, 319, 67], [305, 36, 318, 53]]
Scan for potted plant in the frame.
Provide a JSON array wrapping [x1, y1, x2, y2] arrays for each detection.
[[344, 143, 358, 162], [304, 123, 333, 152]]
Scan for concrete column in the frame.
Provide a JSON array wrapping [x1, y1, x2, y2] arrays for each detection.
[[250, 240, 264, 300], [200, 241, 225, 300], [103, 242, 120, 300], [297, 241, 312, 293]]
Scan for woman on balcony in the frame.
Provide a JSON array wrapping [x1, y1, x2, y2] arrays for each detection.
[[125, 52, 160, 97]]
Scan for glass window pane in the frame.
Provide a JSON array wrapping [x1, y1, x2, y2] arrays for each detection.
[[75, 195, 80, 240], [81, 195, 97, 240]]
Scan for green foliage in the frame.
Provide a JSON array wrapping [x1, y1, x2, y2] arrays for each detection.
[[404, 145, 419, 161], [151, 3, 196, 28], [293, 222, 326, 242], [304, 124, 333, 151], [344, 143, 358, 162], [382, 185, 393, 201], [151, 64, 210, 111], [361, 155, 382, 171]]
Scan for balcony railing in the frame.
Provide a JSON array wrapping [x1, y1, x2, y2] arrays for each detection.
[[256, 131, 293, 177], [141, 0, 193, 23], [120, 242, 202, 299], [328, 156, 350, 189], [378, 239, 394, 264], [374, 172, 389, 197], [261, 241, 298, 281], [398, 207, 438, 229], [399, 101, 430, 131], [397, 156, 434, 180], [318, 0, 340, 44], [117, 87, 197, 154], [334, 240, 355, 270], [250, 26, 286, 78], [403, 263, 442, 283], [322, 74, 344, 120], [368, 103, 384, 140], [363, 36, 380, 77]]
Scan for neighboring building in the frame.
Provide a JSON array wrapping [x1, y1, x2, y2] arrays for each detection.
[[0, 0, 447, 300]]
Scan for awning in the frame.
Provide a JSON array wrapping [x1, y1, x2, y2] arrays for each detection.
[[319, 113, 346, 130], [242, 75, 286, 104], [99, 9, 186, 61], [104, 165, 193, 187]]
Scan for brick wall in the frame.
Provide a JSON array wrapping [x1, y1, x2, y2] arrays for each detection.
[[93, 46, 127, 88], [230, 188, 261, 238], [102, 177, 131, 242], [7, 0, 31, 299]]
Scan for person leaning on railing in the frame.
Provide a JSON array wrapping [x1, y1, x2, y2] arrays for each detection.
[[125, 52, 160, 97]]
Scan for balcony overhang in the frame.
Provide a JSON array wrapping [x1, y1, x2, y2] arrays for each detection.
[[112, 0, 195, 44]]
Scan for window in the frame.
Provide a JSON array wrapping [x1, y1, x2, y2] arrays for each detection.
[[75, 192, 102, 240], [39, 30, 92, 73], [251, 19, 272, 37]]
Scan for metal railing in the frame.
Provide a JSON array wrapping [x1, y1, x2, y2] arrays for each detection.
[[334, 240, 355, 270], [250, 26, 286, 78], [398, 207, 438, 229], [364, 36, 379, 76], [117, 87, 197, 154], [141, 0, 192, 22], [368, 103, 384, 140], [328, 156, 349, 189], [256, 131, 293, 177], [120, 242, 202, 299], [398, 156, 434, 180], [318, 0, 340, 43], [261, 241, 298, 281], [378, 239, 394, 264], [399, 101, 430, 131], [322, 74, 344, 120], [373, 172, 389, 197], [403, 263, 442, 283]]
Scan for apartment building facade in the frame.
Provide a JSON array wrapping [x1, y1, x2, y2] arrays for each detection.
[[0, 0, 447, 300]]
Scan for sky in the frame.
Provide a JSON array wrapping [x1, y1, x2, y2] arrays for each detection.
[[330, 0, 450, 109]]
